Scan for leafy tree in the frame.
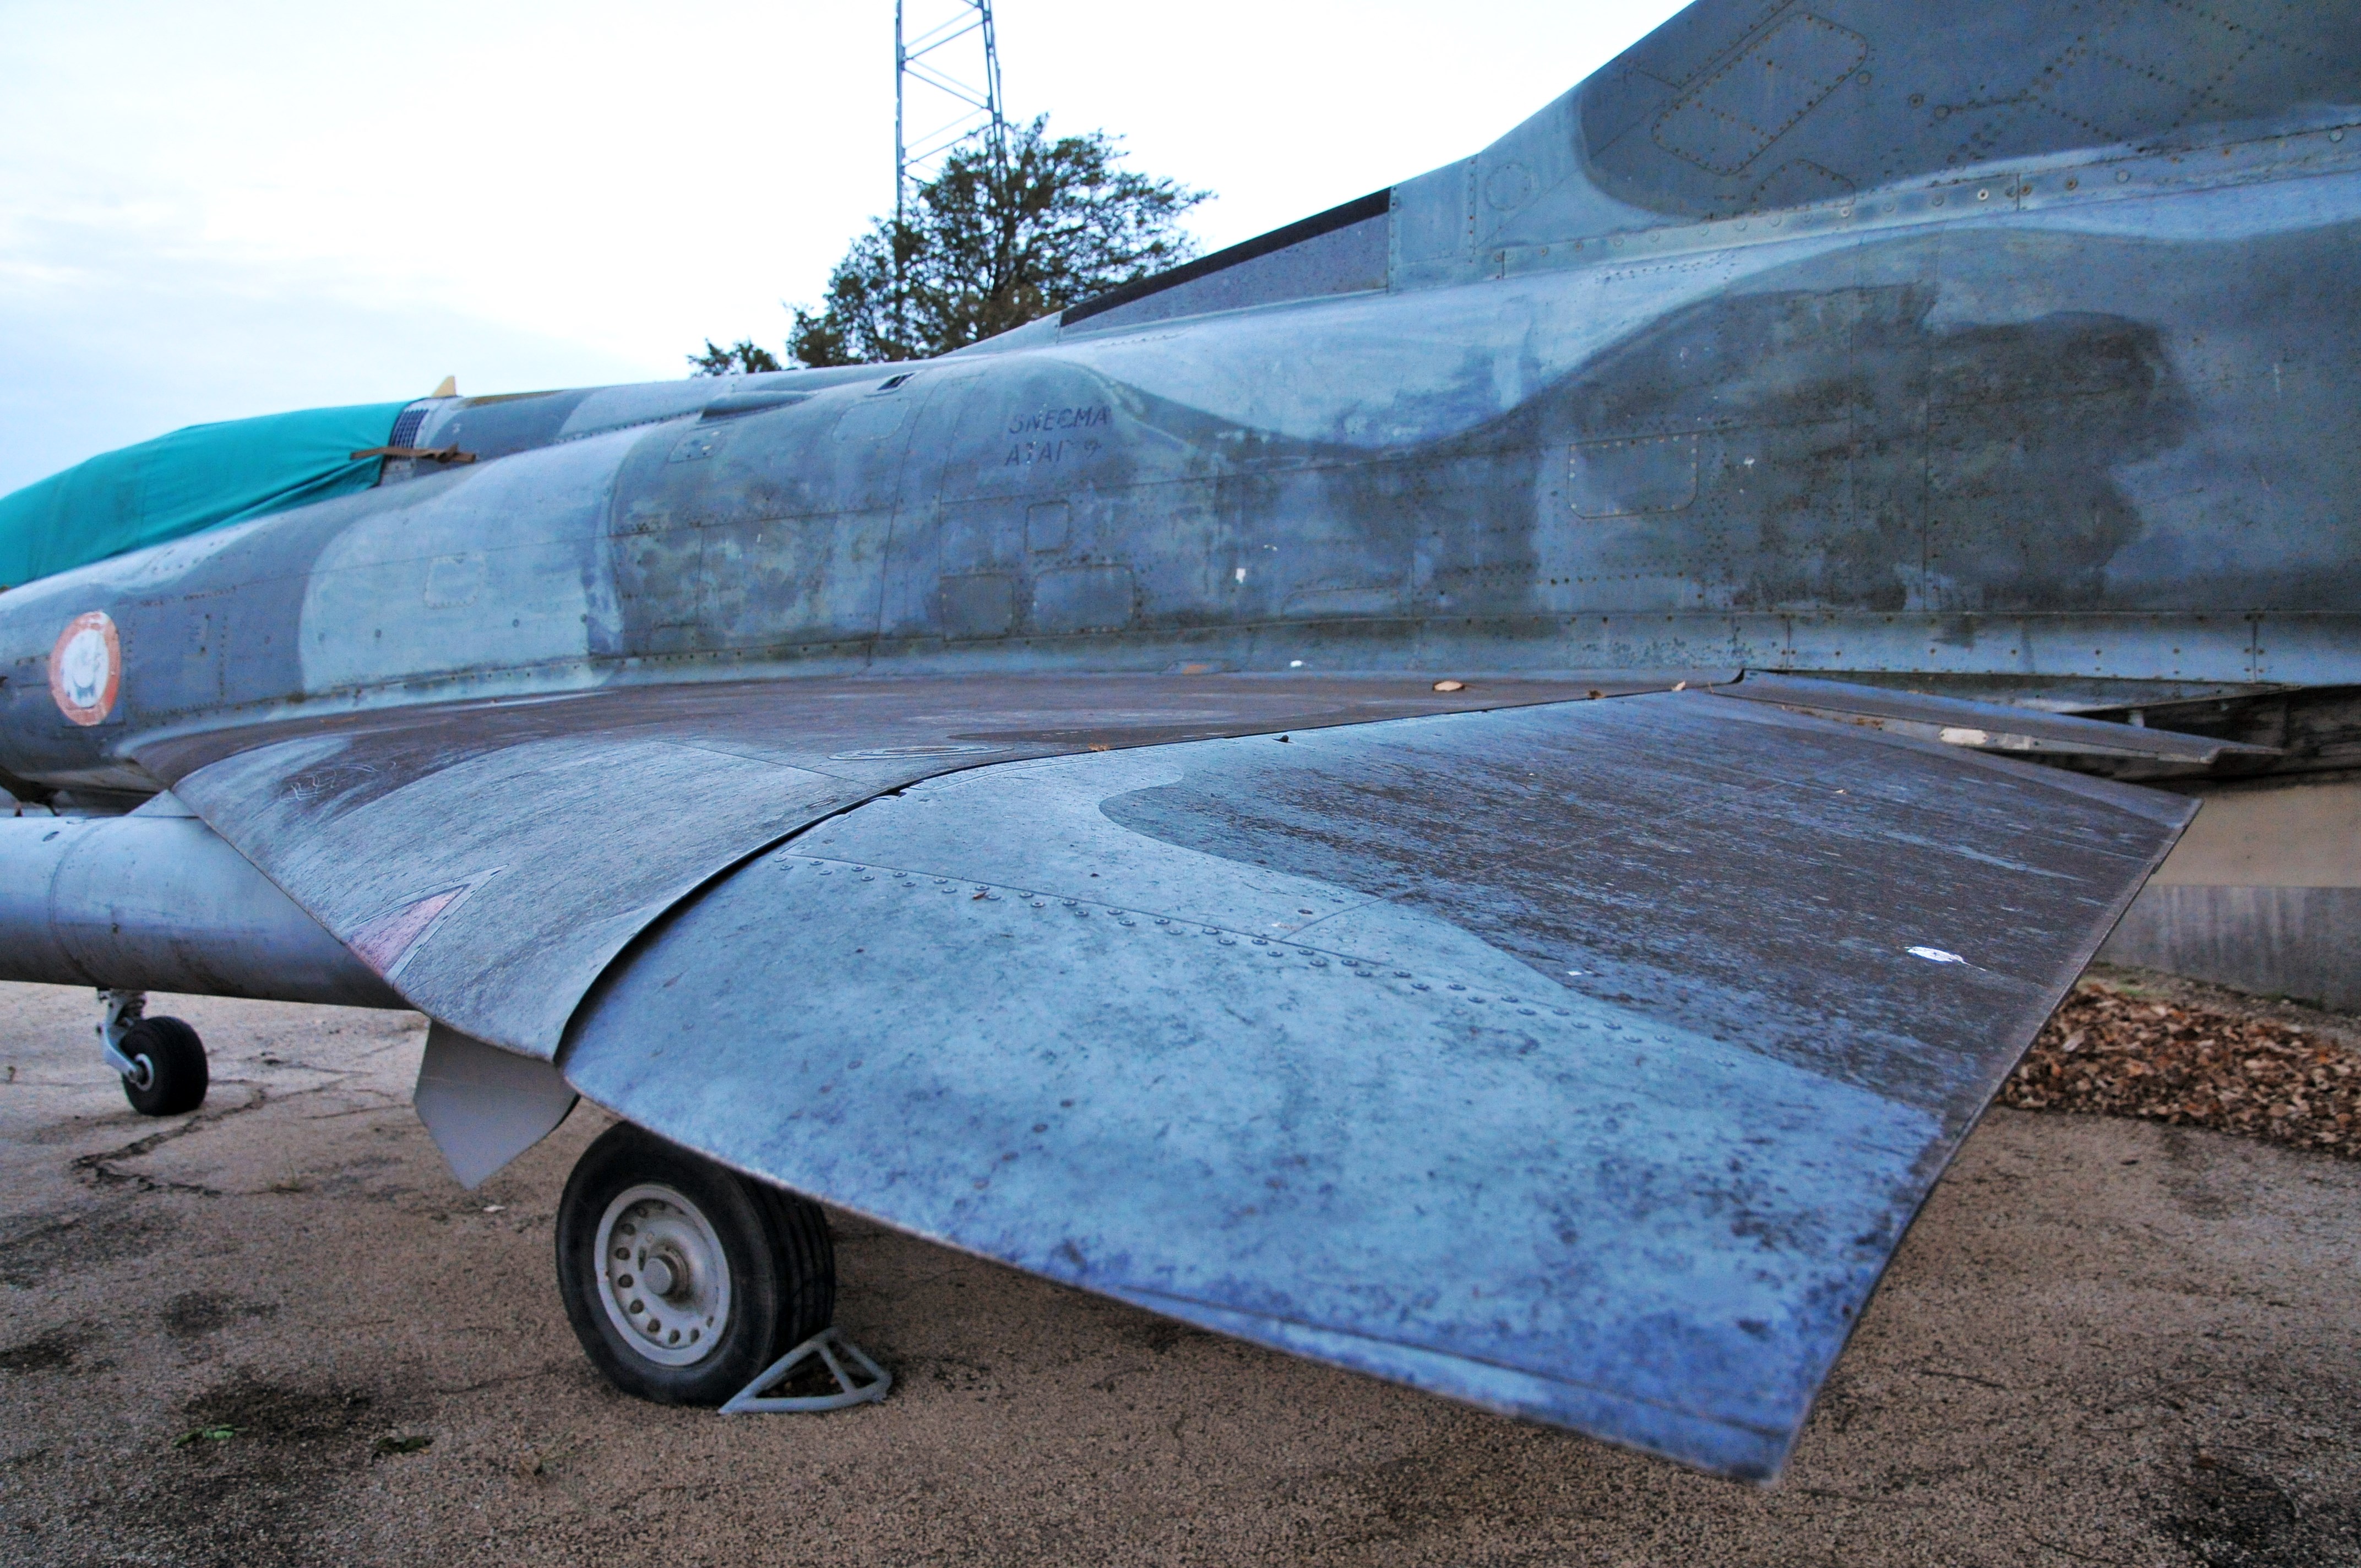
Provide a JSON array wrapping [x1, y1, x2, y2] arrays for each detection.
[[776, 118, 1207, 368], [688, 338, 786, 377]]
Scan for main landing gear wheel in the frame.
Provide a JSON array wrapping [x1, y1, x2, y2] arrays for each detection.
[[120, 1016, 207, 1117], [555, 1121, 835, 1406]]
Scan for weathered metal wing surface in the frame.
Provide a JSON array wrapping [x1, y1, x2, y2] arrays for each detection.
[[135, 674, 1645, 1057], [561, 691, 2192, 1478]]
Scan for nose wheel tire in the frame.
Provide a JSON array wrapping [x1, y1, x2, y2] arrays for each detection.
[[119, 1016, 206, 1117], [556, 1121, 835, 1406]]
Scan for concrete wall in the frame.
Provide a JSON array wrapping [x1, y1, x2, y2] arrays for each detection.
[[2100, 776, 2361, 1007]]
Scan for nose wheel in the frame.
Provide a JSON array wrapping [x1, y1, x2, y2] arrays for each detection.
[[556, 1122, 842, 1406], [98, 989, 207, 1117]]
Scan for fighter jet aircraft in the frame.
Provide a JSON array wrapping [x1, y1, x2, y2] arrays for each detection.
[[2, 0, 2354, 1478]]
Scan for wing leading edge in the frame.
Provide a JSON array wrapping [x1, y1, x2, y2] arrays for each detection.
[[560, 690, 2191, 1478], [145, 673, 1647, 1057]]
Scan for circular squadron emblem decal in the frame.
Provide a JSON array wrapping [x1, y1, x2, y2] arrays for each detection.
[[48, 611, 121, 726]]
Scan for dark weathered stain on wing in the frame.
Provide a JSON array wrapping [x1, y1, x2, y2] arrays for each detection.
[[1097, 695, 2187, 1116]]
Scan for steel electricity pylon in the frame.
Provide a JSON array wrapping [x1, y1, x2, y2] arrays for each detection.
[[894, 0, 1010, 228]]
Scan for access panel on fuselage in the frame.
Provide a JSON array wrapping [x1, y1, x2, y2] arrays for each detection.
[[603, 380, 929, 658]]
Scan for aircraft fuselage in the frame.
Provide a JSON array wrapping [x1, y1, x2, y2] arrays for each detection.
[[4, 113, 2358, 795]]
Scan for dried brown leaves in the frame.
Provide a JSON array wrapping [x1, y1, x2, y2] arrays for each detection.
[[2001, 982, 2361, 1158]]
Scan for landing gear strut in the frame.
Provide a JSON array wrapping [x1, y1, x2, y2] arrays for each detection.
[[99, 989, 207, 1117], [554, 1122, 865, 1408]]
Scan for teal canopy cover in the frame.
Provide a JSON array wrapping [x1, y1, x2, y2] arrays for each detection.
[[0, 400, 411, 590]]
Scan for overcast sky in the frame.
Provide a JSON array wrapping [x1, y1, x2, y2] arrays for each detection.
[[0, 0, 1687, 494]]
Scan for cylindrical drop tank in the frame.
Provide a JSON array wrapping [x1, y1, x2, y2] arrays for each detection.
[[0, 800, 404, 1007]]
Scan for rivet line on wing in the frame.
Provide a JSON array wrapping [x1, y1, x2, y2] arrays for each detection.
[[768, 853, 1580, 1018]]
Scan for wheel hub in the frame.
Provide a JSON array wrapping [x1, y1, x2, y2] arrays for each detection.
[[592, 1183, 731, 1367]]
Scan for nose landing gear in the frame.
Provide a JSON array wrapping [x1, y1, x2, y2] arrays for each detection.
[[99, 989, 207, 1117], [555, 1121, 851, 1408]]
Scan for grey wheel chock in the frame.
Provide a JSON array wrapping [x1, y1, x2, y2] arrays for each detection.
[[720, 1327, 891, 1414]]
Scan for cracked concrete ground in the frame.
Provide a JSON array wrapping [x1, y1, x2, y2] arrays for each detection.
[[1, 979, 2357, 1567]]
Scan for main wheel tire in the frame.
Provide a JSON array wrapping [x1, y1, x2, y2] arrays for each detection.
[[555, 1122, 835, 1406], [119, 1016, 206, 1117]]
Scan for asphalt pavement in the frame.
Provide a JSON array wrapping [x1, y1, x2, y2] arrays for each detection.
[[1, 981, 2355, 1567]]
